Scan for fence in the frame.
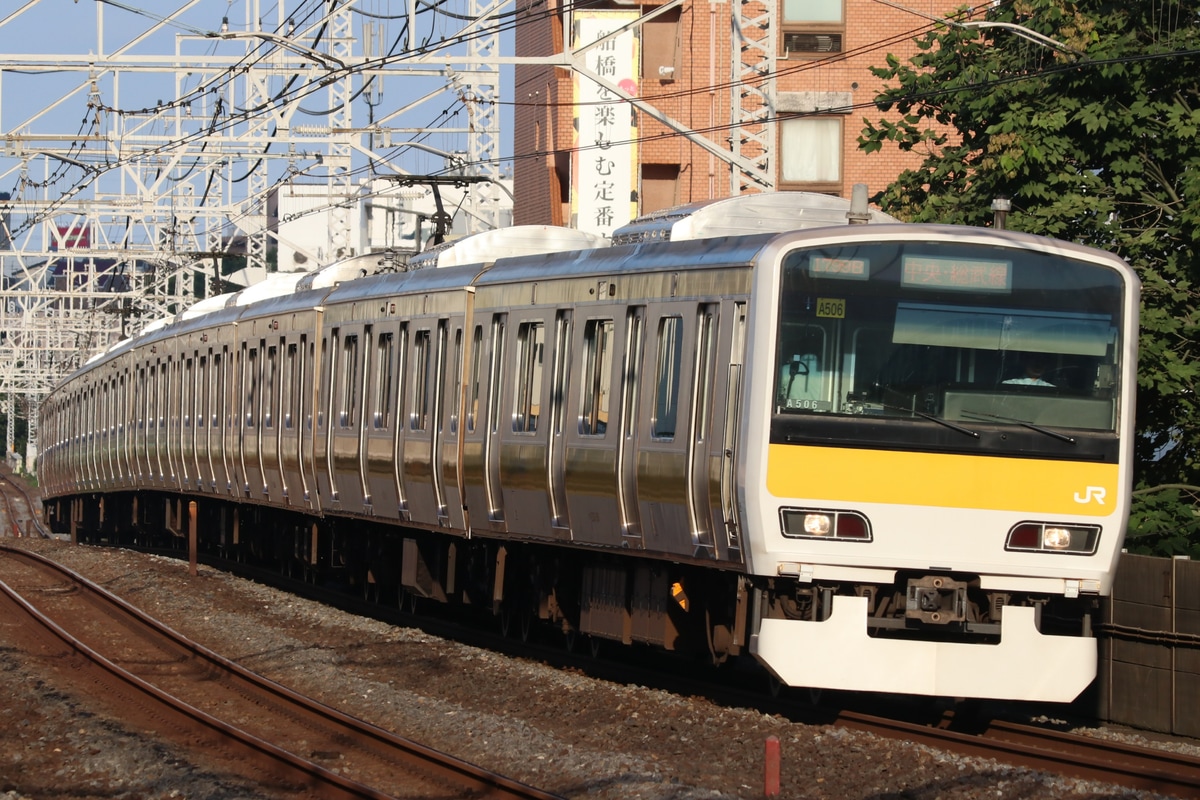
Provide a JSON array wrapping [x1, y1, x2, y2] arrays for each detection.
[[1096, 553, 1200, 737]]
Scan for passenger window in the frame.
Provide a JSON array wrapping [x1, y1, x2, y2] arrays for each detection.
[[449, 327, 463, 435], [580, 319, 614, 436], [374, 332, 394, 429], [652, 316, 683, 439], [411, 330, 432, 431], [513, 321, 545, 433], [245, 347, 258, 428], [264, 346, 277, 429], [339, 334, 359, 428], [467, 325, 483, 433], [282, 345, 295, 429]]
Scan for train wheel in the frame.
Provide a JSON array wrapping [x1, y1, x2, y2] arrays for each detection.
[[588, 636, 603, 659], [519, 610, 533, 643], [563, 628, 579, 652], [499, 605, 515, 637]]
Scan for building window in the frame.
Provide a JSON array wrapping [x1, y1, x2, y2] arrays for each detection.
[[781, 0, 843, 57], [783, 0, 842, 23], [779, 116, 842, 192]]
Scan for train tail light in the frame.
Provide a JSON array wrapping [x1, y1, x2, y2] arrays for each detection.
[[780, 508, 872, 542], [1006, 522, 1100, 555]]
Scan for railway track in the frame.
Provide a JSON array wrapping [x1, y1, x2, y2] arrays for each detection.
[[0, 462, 46, 538], [0, 542, 562, 800], [834, 710, 1200, 798], [109, 536, 1200, 799]]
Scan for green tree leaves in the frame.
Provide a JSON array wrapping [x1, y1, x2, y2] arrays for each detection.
[[860, 0, 1200, 552]]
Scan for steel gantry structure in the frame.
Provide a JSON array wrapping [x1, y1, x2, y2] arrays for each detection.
[[0, 0, 503, 471]]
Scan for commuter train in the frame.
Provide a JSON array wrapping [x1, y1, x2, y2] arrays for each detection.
[[38, 191, 1140, 702]]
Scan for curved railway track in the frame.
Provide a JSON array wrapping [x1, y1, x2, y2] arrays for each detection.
[[118, 535, 1200, 798], [177, 537, 1200, 798], [0, 542, 562, 800], [0, 463, 46, 538]]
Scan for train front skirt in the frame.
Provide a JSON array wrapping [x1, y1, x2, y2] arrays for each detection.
[[751, 596, 1096, 702]]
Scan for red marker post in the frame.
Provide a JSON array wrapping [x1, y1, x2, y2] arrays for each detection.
[[764, 735, 781, 797]]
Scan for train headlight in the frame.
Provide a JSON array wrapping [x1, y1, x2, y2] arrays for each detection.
[[1006, 522, 1100, 555], [781, 508, 872, 542], [804, 514, 832, 536]]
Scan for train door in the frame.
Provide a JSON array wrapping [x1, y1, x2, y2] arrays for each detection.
[[484, 314, 507, 527], [717, 302, 747, 558], [180, 355, 193, 491], [277, 340, 296, 503], [115, 370, 128, 489], [686, 303, 720, 555], [151, 360, 166, 486], [313, 329, 338, 505], [261, 339, 283, 501], [389, 324, 410, 518], [196, 352, 212, 492], [165, 356, 179, 490], [223, 344, 242, 496], [401, 321, 448, 527], [216, 345, 234, 494], [635, 306, 702, 555], [562, 312, 618, 547], [498, 312, 556, 536], [363, 327, 400, 518], [240, 341, 263, 498], [84, 383, 96, 490], [132, 365, 146, 484], [547, 310, 572, 535], [297, 334, 318, 510], [460, 321, 492, 530], [330, 326, 369, 510], [102, 377, 113, 489], [618, 306, 646, 545], [437, 321, 468, 531]]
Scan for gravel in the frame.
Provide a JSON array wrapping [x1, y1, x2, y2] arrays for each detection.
[[0, 535, 1189, 800]]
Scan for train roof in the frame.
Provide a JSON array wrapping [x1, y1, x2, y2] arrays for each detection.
[[407, 225, 609, 270], [610, 191, 899, 245], [322, 262, 483, 306], [474, 231, 779, 287]]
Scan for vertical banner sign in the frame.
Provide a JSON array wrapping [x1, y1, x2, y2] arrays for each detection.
[[572, 12, 639, 238]]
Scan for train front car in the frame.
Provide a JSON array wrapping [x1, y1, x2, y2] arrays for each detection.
[[741, 225, 1139, 702]]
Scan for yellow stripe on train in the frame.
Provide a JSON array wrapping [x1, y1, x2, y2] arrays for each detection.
[[766, 444, 1118, 517]]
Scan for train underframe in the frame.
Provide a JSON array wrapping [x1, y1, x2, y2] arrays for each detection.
[[45, 491, 751, 666], [46, 491, 1098, 695]]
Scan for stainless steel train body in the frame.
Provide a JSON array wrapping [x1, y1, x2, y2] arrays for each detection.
[[40, 199, 1140, 702]]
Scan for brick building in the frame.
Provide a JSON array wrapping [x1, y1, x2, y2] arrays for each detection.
[[513, 0, 962, 232]]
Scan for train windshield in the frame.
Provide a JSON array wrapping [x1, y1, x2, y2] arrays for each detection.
[[774, 240, 1125, 433]]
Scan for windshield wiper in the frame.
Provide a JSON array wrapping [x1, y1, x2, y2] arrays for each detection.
[[881, 404, 979, 438], [960, 410, 1077, 444]]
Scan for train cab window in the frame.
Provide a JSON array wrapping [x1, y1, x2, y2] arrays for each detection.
[[467, 325, 483, 433], [777, 324, 827, 410], [373, 332, 394, 429], [774, 241, 1126, 435], [580, 319, 614, 436], [652, 315, 684, 439], [412, 329, 432, 431], [513, 321, 545, 433]]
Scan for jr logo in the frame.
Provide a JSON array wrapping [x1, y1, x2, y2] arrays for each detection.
[[1074, 486, 1107, 505]]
